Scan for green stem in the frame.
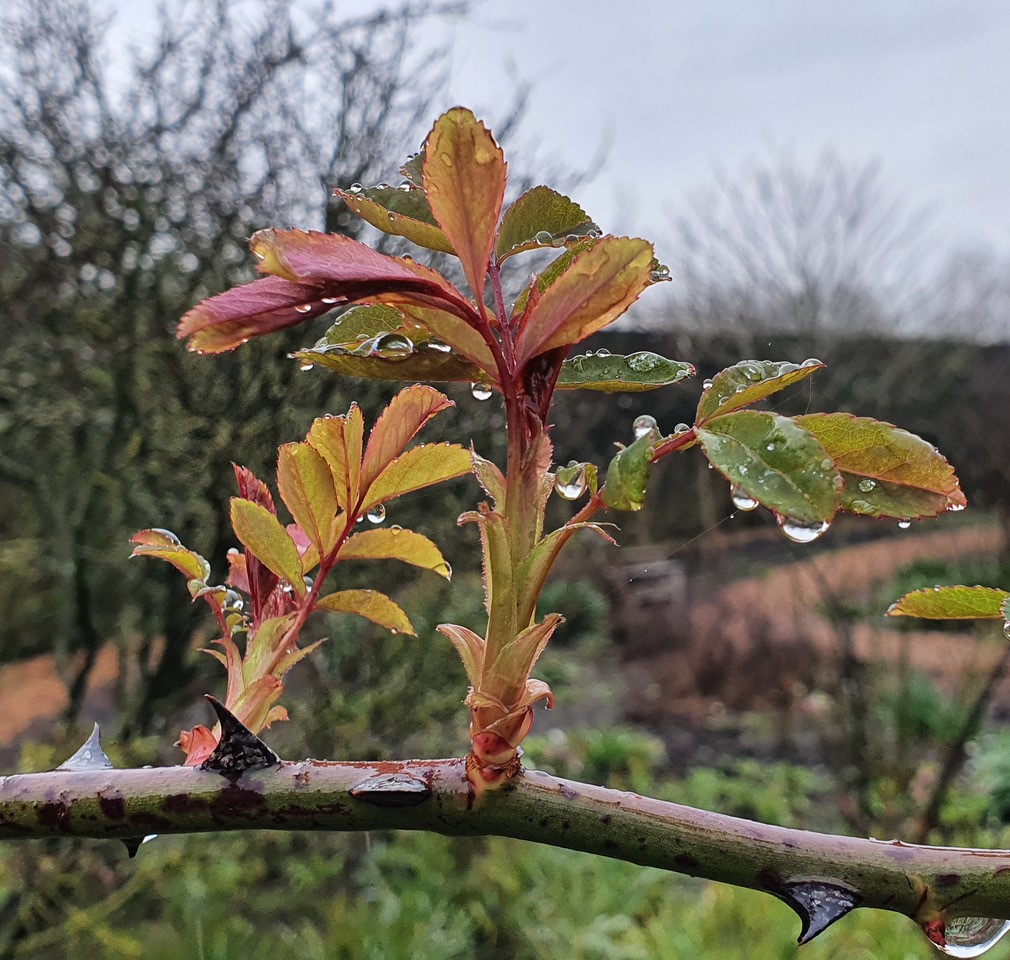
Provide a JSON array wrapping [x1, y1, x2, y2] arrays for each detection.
[[2, 761, 1008, 925]]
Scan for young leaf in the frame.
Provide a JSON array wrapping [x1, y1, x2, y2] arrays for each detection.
[[696, 359, 824, 424], [362, 443, 472, 509], [471, 448, 506, 508], [695, 411, 841, 525], [130, 529, 210, 582], [887, 586, 1010, 620], [512, 240, 594, 317], [399, 149, 425, 186], [516, 237, 655, 363], [276, 442, 340, 555], [241, 614, 297, 686], [307, 405, 364, 510], [229, 499, 306, 597], [305, 303, 414, 345], [316, 589, 415, 634], [483, 613, 563, 702], [495, 186, 597, 261], [178, 276, 334, 354], [422, 107, 506, 303], [557, 352, 695, 393], [601, 432, 655, 511], [360, 385, 455, 490], [294, 341, 485, 384], [334, 185, 453, 254], [795, 413, 967, 519], [340, 528, 452, 578], [437, 622, 485, 688]]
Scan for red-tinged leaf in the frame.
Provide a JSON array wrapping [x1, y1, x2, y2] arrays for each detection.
[[307, 405, 364, 510], [458, 505, 516, 647], [130, 529, 210, 582], [230, 674, 284, 733], [242, 614, 296, 686], [273, 638, 326, 678], [515, 237, 655, 363], [340, 528, 451, 578], [226, 550, 250, 593], [316, 589, 415, 635], [229, 499, 305, 597], [233, 464, 276, 513], [277, 442, 340, 555], [380, 301, 497, 375], [795, 413, 967, 519], [437, 622, 485, 687], [286, 523, 321, 574], [361, 385, 454, 490], [178, 275, 334, 354], [696, 360, 824, 424], [232, 465, 279, 621], [263, 705, 288, 727], [517, 678, 555, 711], [371, 255, 484, 326], [484, 613, 563, 702], [251, 228, 434, 287], [361, 442, 472, 509], [471, 448, 506, 507], [422, 107, 506, 303], [180, 725, 218, 766], [495, 186, 598, 261], [887, 586, 1010, 620], [334, 186, 454, 254]]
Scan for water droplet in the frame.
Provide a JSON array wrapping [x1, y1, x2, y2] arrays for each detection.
[[627, 353, 659, 373], [471, 382, 493, 401], [226, 547, 240, 557], [802, 357, 823, 368], [398, 181, 412, 191], [534, 230, 553, 245], [730, 486, 759, 511], [423, 339, 451, 353], [294, 303, 313, 314], [766, 443, 775, 452], [819, 458, 833, 470], [702, 378, 713, 389], [779, 517, 830, 543], [299, 362, 314, 372], [595, 348, 611, 357], [650, 264, 671, 282], [375, 182, 392, 190], [374, 333, 413, 359], [366, 504, 386, 524], [898, 519, 911, 529], [1004, 621, 1010, 642], [674, 423, 691, 434], [151, 528, 181, 545], [632, 414, 658, 439], [387, 212, 396, 222], [389, 524, 403, 533], [321, 296, 339, 304], [554, 461, 587, 500], [937, 917, 1010, 957], [355, 514, 366, 524], [348, 183, 363, 194], [948, 502, 965, 512], [858, 478, 876, 493], [223, 590, 244, 613]]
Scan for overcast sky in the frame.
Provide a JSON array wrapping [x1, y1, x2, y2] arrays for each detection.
[[114, 0, 1010, 259]]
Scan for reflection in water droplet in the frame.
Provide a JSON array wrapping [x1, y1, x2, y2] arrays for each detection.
[[650, 264, 671, 282], [554, 461, 588, 500], [938, 917, 1010, 958], [1004, 621, 1010, 641], [366, 504, 386, 524], [423, 339, 452, 353], [321, 297, 339, 304], [730, 486, 759, 511], [374, 333, 413, 359], [387, 212, 396, 222], [348, 183, 363, 194], [802, 357, 823, 367], [898, 519, 911, 529], [674, 423, 690, 434], [534, 230, 553, 245], [702, 378, 713, 389], [294, 303, 313, 314], [948, 502, 965, 512], [596, 349, 611, 357], [299, 363, 314, 372], [471, 382, 493, 400], [779, 517, 830, 543], [632, 414, 658, 440], [859, 478, 877, 493]]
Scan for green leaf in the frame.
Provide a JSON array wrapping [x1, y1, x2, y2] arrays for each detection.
[[130, 529, 210, 582], [229, 499, 306, 597], [696, 360, 824, 424], [557, 352, 695, 393], [437, 622, 484, 688], [695, 411, 841, 524], [495, 186, 598, 261], [335, 186, 454, 254], [316, 589, 414, 634], [293, 339, 484, 383], [601, 433, 655, 511], [363, 443, 472, 508], [276, 442, 339, 555], [795, 413, 967, 519], [340, 528, 451, 578], [887, 586, 1010, 620], [513, 240, 594, 317], [399, 149, 425, 186]]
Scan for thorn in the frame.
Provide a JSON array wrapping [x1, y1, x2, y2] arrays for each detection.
[[349, 772, 432, 807], [778, 880, 861, 944], [57, 722, 114, 771], [121, 834, 157, 858], [199, 696, 280, 781]]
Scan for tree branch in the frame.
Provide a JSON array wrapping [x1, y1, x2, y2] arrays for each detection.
[[2, 758, 1009, 939]]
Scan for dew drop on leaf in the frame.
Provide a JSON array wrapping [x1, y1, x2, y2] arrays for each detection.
[[674, 423, 691, 434], [423, 339, 452, 353], [534, 230, 553, 245], [898, 519, 911, 530], [374, 333, 412, 360], [348, 183, 363, 194], [778, 517, 830, 544], [632, 414, 658, 440], [802, 357, 823, 367], [1003, 621, 1010, 642], [730, 486, 759, 511], [702, 378, 713, 389], [321, 297, 339, 304], [858, 478, 877, 493], [937, 917, 1010, 957], [294, 303, 313, 314], [366, 504, 386, 524], [554, 461, 588, 500], [299, 363, 314, 372], [471, 382, 493, 401], [948, 502, 965, 512]]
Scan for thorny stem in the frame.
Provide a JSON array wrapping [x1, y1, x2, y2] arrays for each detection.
[[2, 761, 1010, 930]]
